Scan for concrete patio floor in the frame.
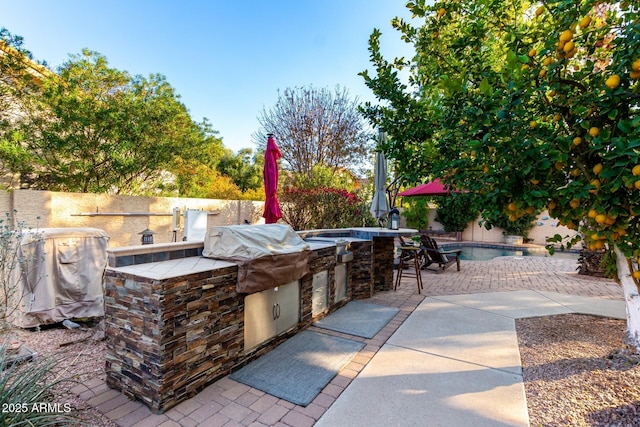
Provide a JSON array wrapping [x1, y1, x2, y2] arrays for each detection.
[[73, 255, 624, 426]]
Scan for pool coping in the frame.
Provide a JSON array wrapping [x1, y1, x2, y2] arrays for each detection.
[[437, 241, 580, 255]]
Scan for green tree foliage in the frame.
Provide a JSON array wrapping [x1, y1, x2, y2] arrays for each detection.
[[217, 148, 263, 193], [286, 164, 360, 191], [435, 193, 480, 233], [1, 47, 211, 194], [364, 0, 640, 345], [364, 0, 640, 252], [402, 197, 430, 231]]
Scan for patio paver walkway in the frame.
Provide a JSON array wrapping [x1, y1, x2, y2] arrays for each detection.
[[73, 255, 623, 426]]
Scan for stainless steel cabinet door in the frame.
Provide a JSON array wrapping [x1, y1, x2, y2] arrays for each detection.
[[275, 280, 300, 333], [244, 289, 277, 351]]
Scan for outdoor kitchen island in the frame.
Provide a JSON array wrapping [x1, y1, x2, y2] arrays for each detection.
[[103, 226, 416, 413]]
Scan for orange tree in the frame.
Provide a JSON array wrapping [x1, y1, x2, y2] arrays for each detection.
[[361, 0, 640, 347]]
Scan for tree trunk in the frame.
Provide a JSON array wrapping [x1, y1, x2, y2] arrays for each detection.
[[615, 245, 640, 350]]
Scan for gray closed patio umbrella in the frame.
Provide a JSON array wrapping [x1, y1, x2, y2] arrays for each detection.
[[370, 150, 390, 226]]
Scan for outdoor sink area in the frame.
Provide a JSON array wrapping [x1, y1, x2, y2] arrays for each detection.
[[103, 224, 416, 413]]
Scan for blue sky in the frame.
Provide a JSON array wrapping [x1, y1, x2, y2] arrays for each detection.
[[3, 1, 414, 153]]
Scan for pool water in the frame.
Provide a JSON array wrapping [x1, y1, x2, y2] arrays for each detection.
[[441, 245, 579, 261]]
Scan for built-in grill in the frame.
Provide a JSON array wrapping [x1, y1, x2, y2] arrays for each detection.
[[202, 224, 311, 294]]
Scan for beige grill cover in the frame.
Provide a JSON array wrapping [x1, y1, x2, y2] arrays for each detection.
[[8, 228, 109, 328], [202, 224, 311, 294]]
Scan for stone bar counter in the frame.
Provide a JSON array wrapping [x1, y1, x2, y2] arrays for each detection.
[[103, 227, 415, 413]]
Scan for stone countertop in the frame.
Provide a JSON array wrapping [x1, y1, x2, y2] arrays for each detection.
[[304, 241, 336, 251], [346, 227, 418, 238], [298, 227, 417, 240], [107, 257, 236, 281]]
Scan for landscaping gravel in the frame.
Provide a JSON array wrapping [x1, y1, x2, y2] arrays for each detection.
[[517, 313, 640, 427]]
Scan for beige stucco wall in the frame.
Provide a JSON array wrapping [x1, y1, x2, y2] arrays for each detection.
[[0, 190, 265, 247], [1, 189, 579, 248], [424, 208, 578, 246]]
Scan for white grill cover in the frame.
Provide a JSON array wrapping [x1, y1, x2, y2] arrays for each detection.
[[202, 224, 311, 294], [8, 228, 109, 328]]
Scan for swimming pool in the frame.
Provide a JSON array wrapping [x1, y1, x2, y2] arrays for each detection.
[[439, 244, 579, 261]]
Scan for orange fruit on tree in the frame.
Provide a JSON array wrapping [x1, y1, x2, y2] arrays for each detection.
[[553, 113, 562, 122], [570, 168, 580, 177], [563, 40, 575, 53], [559, 29, 573, 42], [569, 199, 580, 209], [633, 271, 640, 280], [588, 209, 598, 218], [631, 71, 640, 80], [579, 16, 591, 29], [595, 214, 607, 224], [593, 163, 603, 175], [536, 6, 544, 17], [605, 74, 621, 89], [635, 180, 640, 190], [437, 8, 446, 18], [548, 200, 557, 210], [572, 136, 582, 146], [508, 202, 518, 211], [530, 120, 538, 129], [543, 57, 553, 66], [529, 48, 536, 57], [589, 179, 600, 193], [632, 164, 640, 176], [589, 127, 600, 137], [539, 69, 547, 78], [633, 58, 640, 71], [531, 178, 540, 185]]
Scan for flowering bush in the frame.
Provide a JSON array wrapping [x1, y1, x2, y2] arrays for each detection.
[[280, 187, 375, 230]]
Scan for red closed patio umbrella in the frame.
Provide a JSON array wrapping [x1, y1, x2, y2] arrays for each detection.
[[263, 133, 283, 224]]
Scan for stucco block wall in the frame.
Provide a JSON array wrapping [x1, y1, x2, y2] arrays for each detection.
[[420, 208, 578, 245], [2, 190, 265, 247]]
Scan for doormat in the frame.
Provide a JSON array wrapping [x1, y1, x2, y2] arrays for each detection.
[[313, 300, 400, 338], [230, 330, 363, 406]]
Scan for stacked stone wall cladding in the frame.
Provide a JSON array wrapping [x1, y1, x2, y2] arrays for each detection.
[[349, 240, 374, 299], [372, 237, 394, 294], [105, 265, 242, 413], [104, 244, 364, 413]]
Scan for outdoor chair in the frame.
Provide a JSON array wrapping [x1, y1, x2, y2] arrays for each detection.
[[395, 237, 424, 294], [420, 234, 461, 273]]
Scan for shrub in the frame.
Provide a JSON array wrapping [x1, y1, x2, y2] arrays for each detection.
[[434, 193, 479, 232], [402, 197, 429, 231], [0, 344, 81, 426], [280, 187, 376, 230]]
